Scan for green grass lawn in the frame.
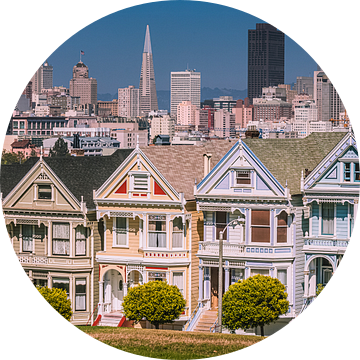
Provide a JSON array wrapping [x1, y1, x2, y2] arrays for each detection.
[[77, 326, 264, 359]]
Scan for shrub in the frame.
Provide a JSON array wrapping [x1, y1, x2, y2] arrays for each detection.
[[37, 286, 73, 321], [122, 280, 186, 329], [222, 275, 289, 336]]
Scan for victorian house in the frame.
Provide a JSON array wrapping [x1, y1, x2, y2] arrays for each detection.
[[1, 150, 132, 324], [187, 131, 355, 334], [93, 142, 235, 328]]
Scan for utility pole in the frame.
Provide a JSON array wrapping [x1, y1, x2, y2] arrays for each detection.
[[218, 230, 223, 333]]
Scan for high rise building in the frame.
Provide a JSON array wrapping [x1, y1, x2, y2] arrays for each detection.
[[294, 76, 314, 97], [170, 69, 201, 117], [69, 61, 97, 107], [118, 86, 140, 118], [139, 25, 158, 116], [176, 101, 197, 126], [248, 23, 285, 104], [30, 61, 53, 95], [313, 70, 345, 122]]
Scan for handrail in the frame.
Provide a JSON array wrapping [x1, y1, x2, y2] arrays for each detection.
[[209, 318, 218, 333], [85, 303, 100, 326], [183, 303, 201, 331]]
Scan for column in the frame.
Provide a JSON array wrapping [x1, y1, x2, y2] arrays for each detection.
[[198, 266, 204, 301], [48, 221, 52, 255], [304, 270, 309, 298], [98, 281, 104, 315], [32, 225, 36, 254]]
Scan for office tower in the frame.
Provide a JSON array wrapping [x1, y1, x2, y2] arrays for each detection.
[[139, 25, 158, 116], [248, 23, 285, 104], [313, 70, 345, 122], [294, 76, 314, 97], [170, 69, 201, 117], [118, 85, 140, 118], [30, 61, 53, 94], [69, 61, 97, 107], [177, 101, 197, 126]]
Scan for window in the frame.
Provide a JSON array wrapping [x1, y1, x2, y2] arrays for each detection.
[[277, 211, 288, 243], [148, 215, 166, 248], [52, 223, 70, 255], [216, 212, 227, 240], [52, 278, 69, 297], [344, 163, 351, 182], [251, 210, 270, 243], [322, 203, 334, 235], [277, 269, 288, 291], [133, 173, 149, 191], [251, 269, 269, 276], [114, 217, 127, 246], [20, 121, 25, 129], [355, 163, 360, 182], [231, 269, 244, 284], [13, 121, 18, 129], [75, 225, 86, 255], [38, 184, 52, 200], [173, 272, 184, 295], [75, 278, 86, 311], [148, 271, 166, 281], [172, 217, 183, 248], [236, 170, 251, 185], [22, 224, 33, 252]]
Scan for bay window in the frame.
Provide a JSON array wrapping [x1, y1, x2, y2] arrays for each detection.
[[22, 224, 33, 252], [75, 225, 87, 255], [52, 223, 70, 255], [172, 217, 183, 248], [277, 211, 288, 243], [251, 210, 270, 243], [114, 217, 128, 246], [148, 215, 166, 248], [322, 203, 334, 235], [75, 278, 86, 311]]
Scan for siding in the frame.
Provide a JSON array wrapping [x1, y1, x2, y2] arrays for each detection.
[[293, 196, 305, 315], [187, 201, 202, 313], [336, 204, 348, 239]]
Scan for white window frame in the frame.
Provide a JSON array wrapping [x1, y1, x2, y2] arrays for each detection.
[[113, 217, 129, 248], [148, 215, 167, 249], [129, 171, 150, 192], [172, 217, 184, 249], [172, 271, 185, 297]]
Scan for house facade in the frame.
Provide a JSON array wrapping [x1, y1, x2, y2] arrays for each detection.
[[1, 150, 132, 325], [190, 131, 357, 334]]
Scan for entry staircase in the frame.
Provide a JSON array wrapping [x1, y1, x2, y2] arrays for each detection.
[[91, 311, 135, 327], [193, 309, 218, 332]]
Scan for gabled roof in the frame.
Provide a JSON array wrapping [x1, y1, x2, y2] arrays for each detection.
[[243, 132, 347, 195], [1, 149, 133, 209]]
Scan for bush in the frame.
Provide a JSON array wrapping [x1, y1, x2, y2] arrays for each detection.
[[222, 275, 289, 336], [122, 281, 186, 329], [37, 286, 73, 321]]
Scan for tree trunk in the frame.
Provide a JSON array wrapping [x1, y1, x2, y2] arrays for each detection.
[[155, 323, 159, 329], [260, 325, 264, 337]]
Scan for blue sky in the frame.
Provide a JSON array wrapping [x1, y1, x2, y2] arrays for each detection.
[[46, 1, 318, 94]]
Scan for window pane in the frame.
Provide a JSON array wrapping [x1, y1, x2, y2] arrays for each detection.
[[277, 270, 287, 286], [75, 278, 86, 311], [53, 278, 69, 296], [252, 210, 270, 226], [322, 203, 334, 235], [277, 212, 287, 226], [53, 223, 70, 239], [38, 185, 52, 199], [277, 227, 287, 243], [115, 218, 127, 245], [173, 272, 184, 294], [173, 217, 183, 232], [251, 227, 270, 243]]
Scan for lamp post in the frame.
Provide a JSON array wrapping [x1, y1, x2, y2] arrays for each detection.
[[217, 217, 245, 333]]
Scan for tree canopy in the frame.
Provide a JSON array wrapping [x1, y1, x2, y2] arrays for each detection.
[[49, 137, 70, 157], [1, 150, 26, 165], [122, 280, 186, 329], [222, 275, 289, 336]]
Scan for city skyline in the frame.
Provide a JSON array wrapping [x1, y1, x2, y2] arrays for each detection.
[[41, 2, 318, 95]]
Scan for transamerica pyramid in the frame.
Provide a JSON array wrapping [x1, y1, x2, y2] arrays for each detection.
[[139, 25, 158, 116]]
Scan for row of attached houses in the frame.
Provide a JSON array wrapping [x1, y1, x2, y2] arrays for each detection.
[[1, 130, 358, 334]]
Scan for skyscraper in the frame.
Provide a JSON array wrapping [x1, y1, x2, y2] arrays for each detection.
[[170, 69, 201, 118], [139, 25, 158, 116], [118, 85, 140, 118], [248, 23, 284, 104], [69, 61, 97, 106], [31, 61, 53, 95]]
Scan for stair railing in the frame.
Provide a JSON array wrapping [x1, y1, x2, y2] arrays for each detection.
[[183, 303, 202, 331], [85, 303, 100, 326], [210, 318, 218, 333]]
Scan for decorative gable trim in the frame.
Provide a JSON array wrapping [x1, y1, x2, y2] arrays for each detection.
[[196, 139, 285, 197], [303, 132, 358, 191]]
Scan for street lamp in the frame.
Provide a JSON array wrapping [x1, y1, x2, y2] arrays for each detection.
[[218, 216, 245, 333]]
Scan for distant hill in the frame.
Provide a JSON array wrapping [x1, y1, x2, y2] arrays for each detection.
[[98, 87, 248, 111]]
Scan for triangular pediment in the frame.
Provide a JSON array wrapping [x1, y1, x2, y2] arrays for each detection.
[[95, 149, 180, 204], [196, 140, 285, 197], [304, 132, 359, 190], [3, 160, 81, 212]]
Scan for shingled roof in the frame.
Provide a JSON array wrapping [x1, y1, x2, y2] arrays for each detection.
[[1, 149, 133, 209]]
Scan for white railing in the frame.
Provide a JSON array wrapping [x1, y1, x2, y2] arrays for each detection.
[[304, 238, 349, 247], [200, 241, 245, 255], [18, 254, 48, 265]]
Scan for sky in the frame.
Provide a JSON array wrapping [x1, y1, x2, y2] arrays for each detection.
[[44, 1, 318, 94]]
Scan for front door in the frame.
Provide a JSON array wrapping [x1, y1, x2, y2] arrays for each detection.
[[211, 267, 219, 309], [111, 271, 124, 311]]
